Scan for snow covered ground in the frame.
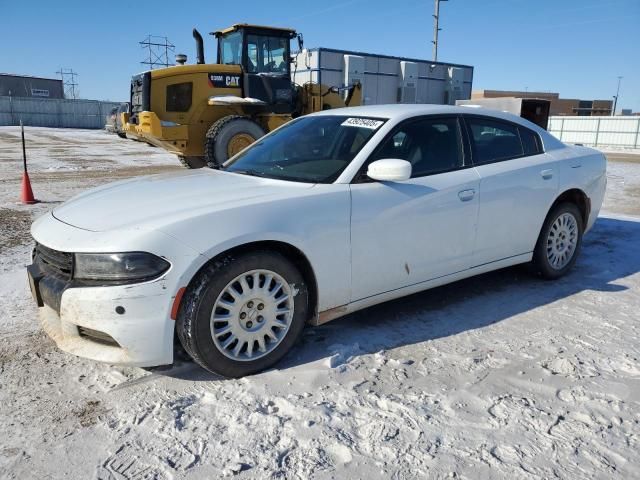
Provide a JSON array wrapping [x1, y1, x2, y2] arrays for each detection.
[[1, 128, 639, 479]]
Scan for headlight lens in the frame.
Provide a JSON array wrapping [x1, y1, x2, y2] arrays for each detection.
[[74, 252, 170, 281]]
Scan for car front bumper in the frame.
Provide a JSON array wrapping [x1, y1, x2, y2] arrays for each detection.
[[36, 280, 175, 367], [29, 213, 204, 367]]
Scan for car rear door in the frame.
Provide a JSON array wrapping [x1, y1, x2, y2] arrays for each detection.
[[464, 115, 559, 266], [349, 115, 480, 301]]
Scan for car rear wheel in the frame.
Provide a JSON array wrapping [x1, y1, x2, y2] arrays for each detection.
[[176, 251, 309, 377], [531, 202, 583, 279], [204, 115, 265, 169]]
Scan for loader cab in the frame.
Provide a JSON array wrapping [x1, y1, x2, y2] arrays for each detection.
[[214, 24, 297, 114]]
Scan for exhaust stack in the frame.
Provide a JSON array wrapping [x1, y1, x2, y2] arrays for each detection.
[[193, 29, 205, 64]]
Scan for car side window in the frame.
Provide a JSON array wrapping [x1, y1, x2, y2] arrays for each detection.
[[467, 117, 524, 164], [369, 117, 463, 178]]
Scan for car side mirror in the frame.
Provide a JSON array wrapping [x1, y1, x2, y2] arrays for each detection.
[[367, 159, 412, 182]]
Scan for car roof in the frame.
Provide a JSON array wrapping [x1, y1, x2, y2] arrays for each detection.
[[312, 104, 565, 149], [313, 103, 518, 122]]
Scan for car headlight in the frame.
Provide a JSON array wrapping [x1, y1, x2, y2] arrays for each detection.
[[74, 252, 170, 282]]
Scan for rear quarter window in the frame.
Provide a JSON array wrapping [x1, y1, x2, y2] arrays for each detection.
[[519, 127, 543, 155]]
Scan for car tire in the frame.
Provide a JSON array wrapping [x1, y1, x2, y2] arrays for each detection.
[[531, 202, 583, 279], [178, 156, 207, 169], [204, 116, 265, 169], [116, 132, 127, 139], [176, 250, 309, 377]]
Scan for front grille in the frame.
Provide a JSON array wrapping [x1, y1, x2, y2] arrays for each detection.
[[78, 326, 120, 347], [130, 71, 151, 117], [35, 243, 73, 279]]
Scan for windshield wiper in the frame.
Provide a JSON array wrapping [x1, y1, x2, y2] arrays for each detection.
[[224, 167, 319, 183], [227, 168, 270, 178]]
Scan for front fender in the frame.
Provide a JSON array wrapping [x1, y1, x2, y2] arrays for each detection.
[[160, 186, 352, 312]]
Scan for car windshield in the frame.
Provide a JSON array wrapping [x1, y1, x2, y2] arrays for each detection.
[[222, 116, 386, 183]]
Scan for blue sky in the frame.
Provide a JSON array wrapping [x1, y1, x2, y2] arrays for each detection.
[[1, 0, 639, 110]]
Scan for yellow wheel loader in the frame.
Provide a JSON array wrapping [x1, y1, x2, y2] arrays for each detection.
[[122, 24, 362, 168]]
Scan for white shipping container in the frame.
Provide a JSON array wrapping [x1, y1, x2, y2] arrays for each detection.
[[292, 47, 473, 106]]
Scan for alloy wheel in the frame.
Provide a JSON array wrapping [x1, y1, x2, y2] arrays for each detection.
[[210, 269, 294, 361], [546, 212, 579, 270]]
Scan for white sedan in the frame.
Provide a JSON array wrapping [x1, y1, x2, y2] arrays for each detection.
[[29, 105, 606, 377]]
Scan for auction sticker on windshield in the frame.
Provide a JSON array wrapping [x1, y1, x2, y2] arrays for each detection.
[[341, 118, 384, 129]]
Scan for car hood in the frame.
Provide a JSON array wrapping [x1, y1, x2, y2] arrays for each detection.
[[52, 169, 315, 232]]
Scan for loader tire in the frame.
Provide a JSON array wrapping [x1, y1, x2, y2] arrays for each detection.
[[204, 115, 265, 169], [178, 156, 207, 169]]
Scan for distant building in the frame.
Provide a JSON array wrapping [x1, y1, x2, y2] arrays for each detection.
[[471, 89, 613, 116], [0, 73, 65, 99]]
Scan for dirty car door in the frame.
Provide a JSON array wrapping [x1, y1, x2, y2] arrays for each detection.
[[349, 115, 480, 301]]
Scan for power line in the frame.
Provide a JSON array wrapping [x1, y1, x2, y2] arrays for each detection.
[[432, 0, 448, 62], [140, 35, 175, 69], [56, 68, 79, 99]]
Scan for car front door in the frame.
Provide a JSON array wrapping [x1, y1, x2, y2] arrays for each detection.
[[464, 115, 559, 266], [349, 116, 480, 301]]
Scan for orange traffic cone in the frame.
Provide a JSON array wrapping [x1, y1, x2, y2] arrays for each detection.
[[19, 120, 38, 204], [21, 171, 38, 204]]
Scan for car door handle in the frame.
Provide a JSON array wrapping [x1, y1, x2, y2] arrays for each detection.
[[540, 169, 554, 180], [458, 189, 476, 202]]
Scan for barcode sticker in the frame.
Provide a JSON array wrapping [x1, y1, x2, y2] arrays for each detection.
[[341, 118, 384, 129]]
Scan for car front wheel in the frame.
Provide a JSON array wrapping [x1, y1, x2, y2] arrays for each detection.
[[176, 251, 309, 377], [532, 202, 583, 279]]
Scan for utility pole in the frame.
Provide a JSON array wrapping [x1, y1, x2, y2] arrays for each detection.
[[432, 0, 448, 62], [612, 76, 622, 116], [56, 68, 79, 99]]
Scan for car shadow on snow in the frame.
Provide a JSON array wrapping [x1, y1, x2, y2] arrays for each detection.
[[162, 216, 640, 381]]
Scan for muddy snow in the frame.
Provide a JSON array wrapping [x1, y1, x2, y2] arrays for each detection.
[[0, 128, 639, 479]]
